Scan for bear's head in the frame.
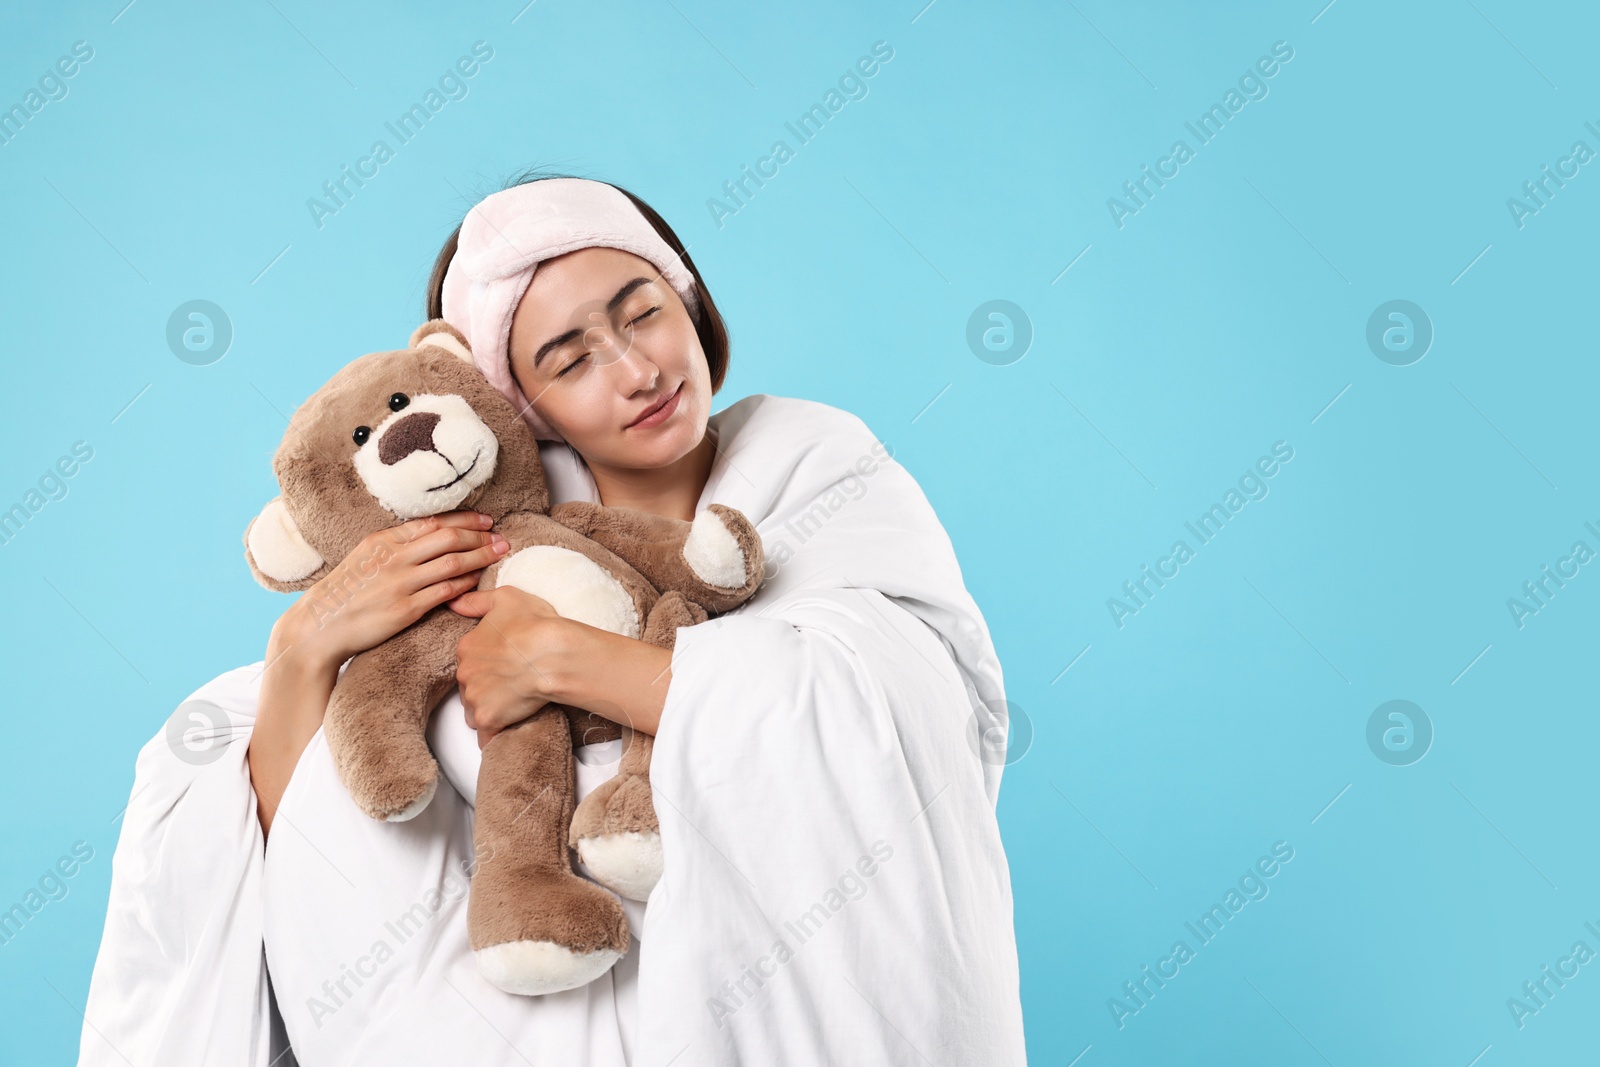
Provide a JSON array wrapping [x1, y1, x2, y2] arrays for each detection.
[[243, 319, 548, 592]]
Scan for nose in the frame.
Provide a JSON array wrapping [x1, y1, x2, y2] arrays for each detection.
[[379, 411, 441, 465], [615, 345, 660, 390]]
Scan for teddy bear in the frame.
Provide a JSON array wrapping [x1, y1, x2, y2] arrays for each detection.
[[241, 318, 765, 995]]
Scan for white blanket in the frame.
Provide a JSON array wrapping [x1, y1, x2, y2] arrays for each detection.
[[77, 394, 1026, 1066]]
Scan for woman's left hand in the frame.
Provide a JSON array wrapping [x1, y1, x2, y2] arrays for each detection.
[[448, 586, 578, 749]]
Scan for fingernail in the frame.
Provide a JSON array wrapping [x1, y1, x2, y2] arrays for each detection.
[[492, 535, 509, 553], [478, 513, 494, 528]]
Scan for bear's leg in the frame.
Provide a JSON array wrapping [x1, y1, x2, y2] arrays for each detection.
[[469, 703, 631, 996], [569, 590, 709, 901]]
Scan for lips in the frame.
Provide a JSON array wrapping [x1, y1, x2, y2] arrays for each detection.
[[627, 383, 681, 428], [426, 449, 480, 492]]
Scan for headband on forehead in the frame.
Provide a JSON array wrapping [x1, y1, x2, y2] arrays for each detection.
[[438, 177, 700, 443]]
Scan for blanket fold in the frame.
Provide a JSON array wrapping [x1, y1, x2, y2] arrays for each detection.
[[77, 394, 1025, 1066]]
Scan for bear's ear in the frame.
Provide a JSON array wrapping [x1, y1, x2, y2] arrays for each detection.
[[410, 319, 474, 364], [244, 497, 329, 592]]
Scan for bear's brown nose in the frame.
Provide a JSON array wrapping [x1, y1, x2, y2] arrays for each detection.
[[378, 411, 442, 466]]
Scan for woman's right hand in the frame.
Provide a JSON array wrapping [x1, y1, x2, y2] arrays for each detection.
[[274, 510, 511, 672]]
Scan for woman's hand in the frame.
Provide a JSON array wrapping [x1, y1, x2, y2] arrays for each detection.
[[277, 510, 511, 672], [448, 586, 576, 749], [451, 586, 678, 744]]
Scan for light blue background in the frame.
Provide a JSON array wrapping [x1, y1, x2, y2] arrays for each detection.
[[2, 0, 1596, 1063]]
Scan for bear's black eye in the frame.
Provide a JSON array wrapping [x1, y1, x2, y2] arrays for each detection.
[[389, 393, 410, 412], [353, 426, 371, 446]]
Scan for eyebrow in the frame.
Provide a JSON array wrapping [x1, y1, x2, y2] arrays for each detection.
[[531, 276, 655, 369]]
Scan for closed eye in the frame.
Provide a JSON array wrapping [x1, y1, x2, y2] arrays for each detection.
[[556, 307, 660, 378], [560, 307, 659, 377]]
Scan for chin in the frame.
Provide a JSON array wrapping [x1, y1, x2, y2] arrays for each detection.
[[626, 418, 698, 464], [645, 422, 697, 459]]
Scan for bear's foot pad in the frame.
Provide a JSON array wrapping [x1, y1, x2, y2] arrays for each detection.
[[475, 939, 623, 996], [577, 830, 663, 902]]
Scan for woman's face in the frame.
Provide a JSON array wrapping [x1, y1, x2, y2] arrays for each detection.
[[506, 246, 710, 470]]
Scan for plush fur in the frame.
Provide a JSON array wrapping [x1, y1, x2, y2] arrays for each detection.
[[242, 319, 765, 996]]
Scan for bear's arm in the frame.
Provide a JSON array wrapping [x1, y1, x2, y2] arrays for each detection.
[[546, 502, 764, 615], [483, 510, 659, 636]]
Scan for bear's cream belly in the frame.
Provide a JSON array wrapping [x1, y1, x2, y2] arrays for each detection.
[[494, 545, 642, 639]]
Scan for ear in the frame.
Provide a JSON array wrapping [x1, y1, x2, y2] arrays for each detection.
[[410, 319, 474, 364], [243, 497, 329, 592]]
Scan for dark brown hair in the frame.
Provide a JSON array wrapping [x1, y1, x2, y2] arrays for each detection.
[[424, 168, 730, 393]]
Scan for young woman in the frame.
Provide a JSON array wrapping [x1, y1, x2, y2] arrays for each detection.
[[81, 172, 1026, 1067], [247, 175, 731, 835]]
